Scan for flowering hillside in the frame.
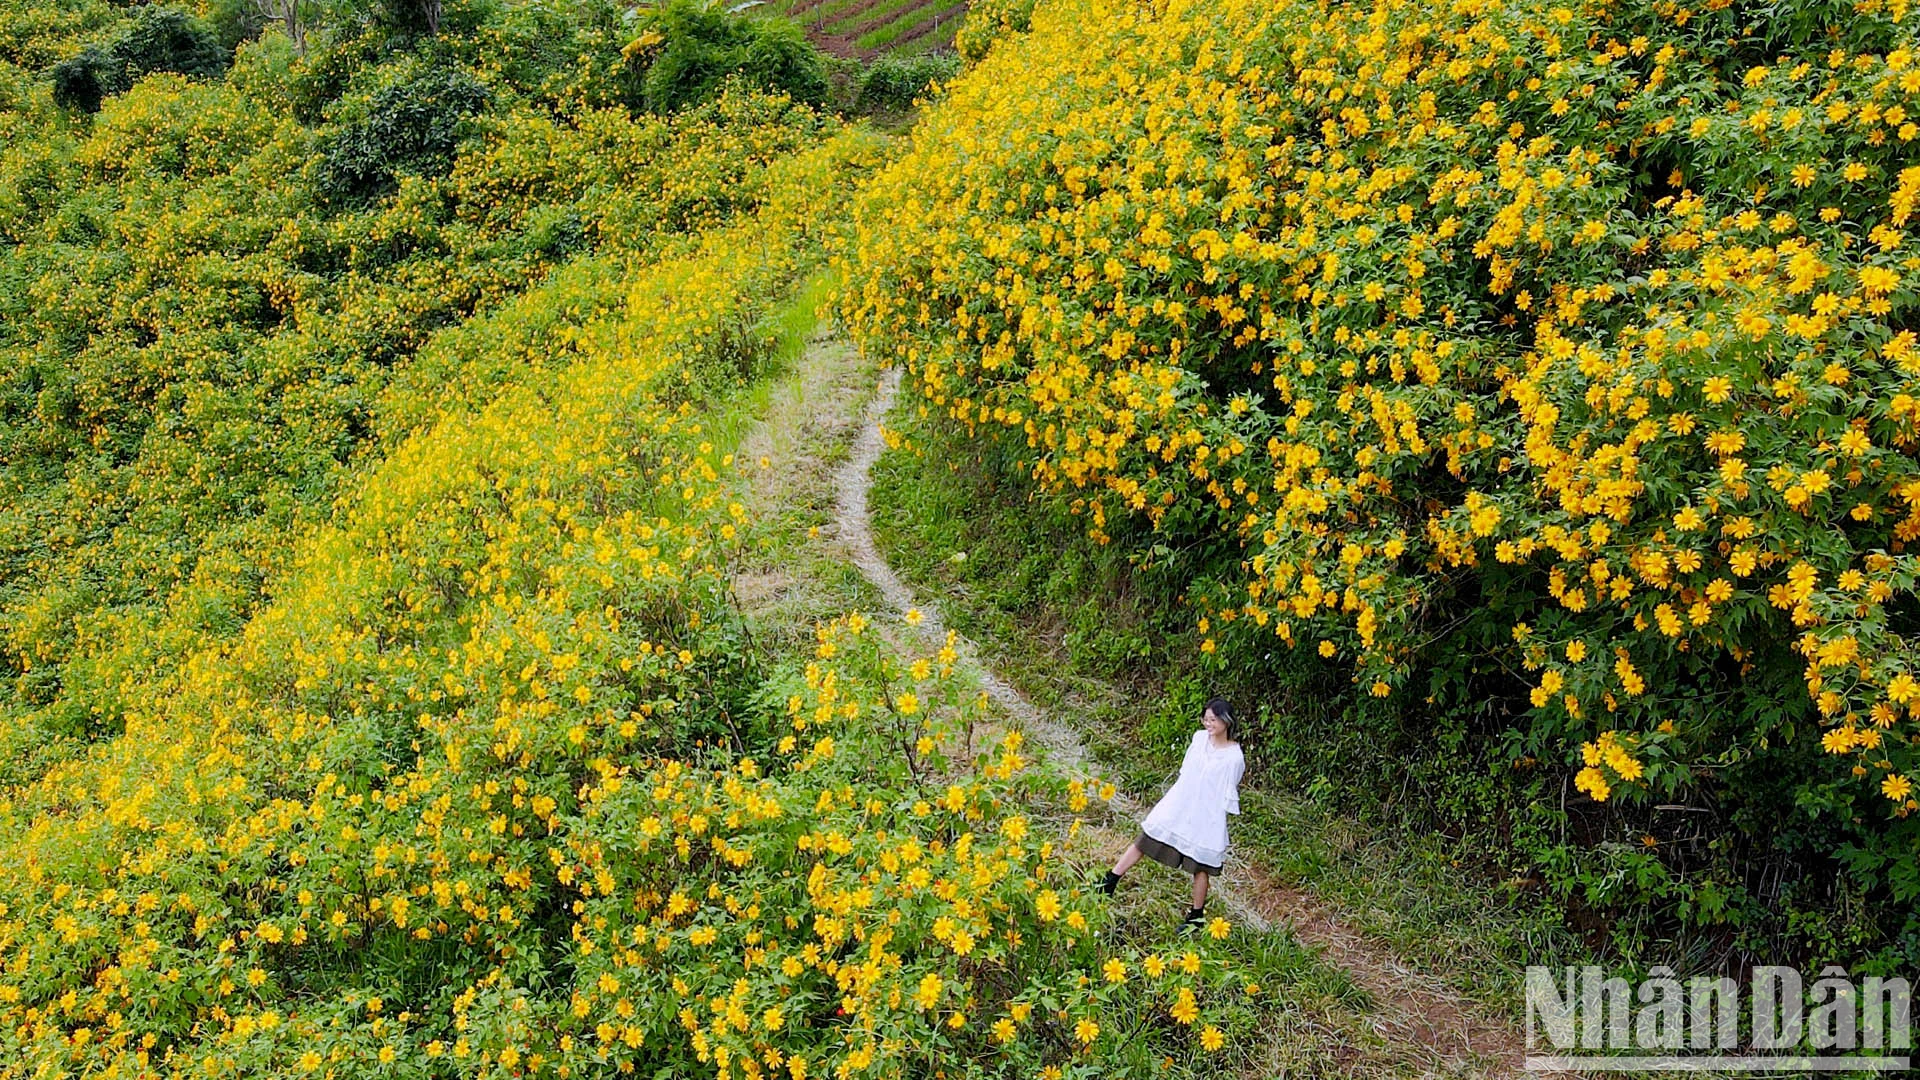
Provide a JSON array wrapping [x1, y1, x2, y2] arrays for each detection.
[[0, 142, 1251, 1072], [0, 4, 1284, 1076], [12, 0, 1920, 1070], [0, 0, 833, 796], [843, 0, 1920, 943]]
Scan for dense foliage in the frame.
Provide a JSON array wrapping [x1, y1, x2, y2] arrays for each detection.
[[50, 5, 227, 113], [842, 0, 1920, 960], [312, 62, 492, 204], [854, 52, 956, 111]]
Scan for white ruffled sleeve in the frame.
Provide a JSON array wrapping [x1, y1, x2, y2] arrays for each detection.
[[1223, 749, 1244, 815]]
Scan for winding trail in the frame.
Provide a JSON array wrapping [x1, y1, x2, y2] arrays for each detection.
[[827, 360, 1550, 1078]]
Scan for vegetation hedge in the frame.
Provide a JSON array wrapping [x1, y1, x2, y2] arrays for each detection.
[[842, 0, 1920, 963]]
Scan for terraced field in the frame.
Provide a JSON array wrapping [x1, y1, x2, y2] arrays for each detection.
[[767, 0, 967, 56]]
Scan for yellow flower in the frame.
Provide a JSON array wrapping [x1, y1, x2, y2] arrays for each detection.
[[1103, 958, 1127, 983], [914, 973, 943, 1010], [1207, 917, 1230, 940], [1200, 1024, 1226, 1051], [1075, 1017, 1100, 1044]]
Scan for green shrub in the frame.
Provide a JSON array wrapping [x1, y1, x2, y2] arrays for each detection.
[[733, 16, 824, 106], [49, 46, 113, 112], [313, 63, 491, 205], [856, 51, 957, 112], [375, 0, 449, 36], [624, 0, 826, 114], [107, 5, 227, 79]]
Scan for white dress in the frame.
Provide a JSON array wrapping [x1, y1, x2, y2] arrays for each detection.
[[1140, 729, 1245, 869]]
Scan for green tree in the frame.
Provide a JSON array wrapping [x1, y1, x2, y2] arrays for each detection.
[[313, 63, 490, 204], [51, 6, 228, 113]]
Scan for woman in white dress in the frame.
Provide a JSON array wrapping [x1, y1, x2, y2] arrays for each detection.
[[1099, 698, 1244, 925]]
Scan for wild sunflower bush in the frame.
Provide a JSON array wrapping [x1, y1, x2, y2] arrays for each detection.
[[555, 613, 1250, 1079], [952, 0, 1035, 64], [841, 0, 1920, 940]]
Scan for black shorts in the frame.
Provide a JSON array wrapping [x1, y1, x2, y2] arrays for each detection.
[[1135, 831, 1222, 875]]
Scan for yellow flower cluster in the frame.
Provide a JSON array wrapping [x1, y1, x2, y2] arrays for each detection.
[[953, 0, 1037, 62], [555, 611, 1243, 1077], [1575, 731, 1643, 802], [840, 0, 1920, 815]]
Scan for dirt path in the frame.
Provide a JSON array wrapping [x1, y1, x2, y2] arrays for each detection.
[[829, 361, 1549, 1079]]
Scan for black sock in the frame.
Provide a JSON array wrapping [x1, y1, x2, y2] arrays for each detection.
[[1099, 870, 1121, 895], [1184, 905, 1205, 923]]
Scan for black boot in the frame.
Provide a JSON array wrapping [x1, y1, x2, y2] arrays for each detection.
[[1098, 870, 1121, 896]]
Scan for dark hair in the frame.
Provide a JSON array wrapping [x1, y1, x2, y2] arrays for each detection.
[[1205, 697, 1235, 739]]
